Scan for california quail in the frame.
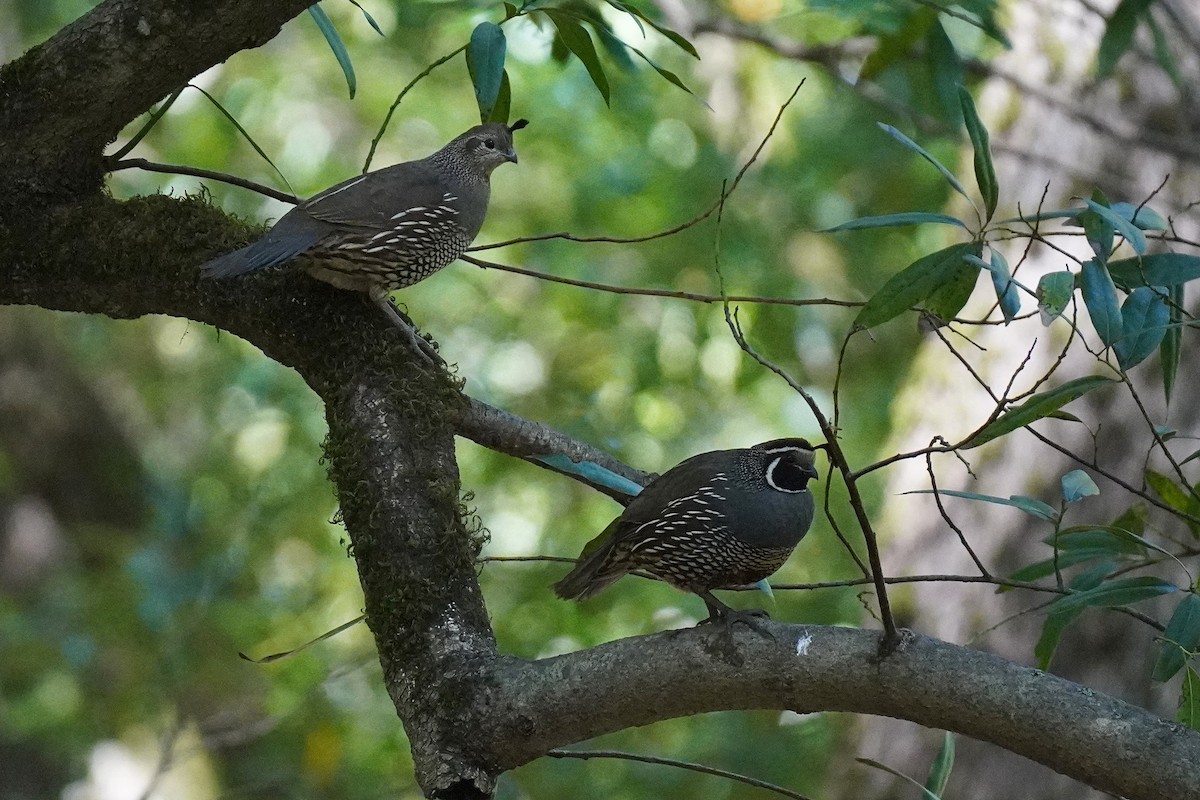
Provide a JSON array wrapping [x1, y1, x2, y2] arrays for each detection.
[[201, 120, 528, 363], [554, 438, 819, 626]]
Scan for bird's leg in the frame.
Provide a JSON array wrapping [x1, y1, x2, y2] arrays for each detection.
[[696, 591, 774, 639], [368, 287, 446, 367]]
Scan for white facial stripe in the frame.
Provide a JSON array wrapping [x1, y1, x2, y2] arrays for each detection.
[[766, 457, 806, 493]]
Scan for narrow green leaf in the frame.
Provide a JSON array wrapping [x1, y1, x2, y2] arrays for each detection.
[[924, 245, 984, 323], [1109, 201, 1169, 231], [188, 84, 294, 195], [1008, 548, 1121, 584], [466, 22, 508, 123], [546, 10, 611, 104], [861, 8, 935, 80], [1109, 254, 1200, 288], [624, 42, 695, 96], [1097, 0, 1153, 79], [999, 208, 1084, 225], [972, 249, 1021, 321], [604, 0, 700, 58], [1085, 199, 1147, 255], [903, 489, 1058, 522], [488, 70, 512, 125], [1145, 470, 1199, 516], [924, 732, 955, 799], [595, 23, 636, 71], [877, 123, 973, 203], [854, 243, 979, 330], [1036, 270, 1075, 325], [1062, 470, 1100, 503], [110, 85, 185, 161], [347, 0, 383, 35], [856, 758, 942, 800], [1162, 283, 1183, 402], [1146, 12, 1186, 92], [1080, 208, 1115, 264], [1080, 259, 1123, 346], [823, 212, 969, 232], [1047, 576, 1177, 616], [1115, 286, 1169, 369], [1055, 525, 1147, 556], [958, 85, 998, 221], [308, 5, 356, 98], [1154, 594, 1200, 682], [926, 21, 964, 122], [1180, 667, 1200, 731], [1036, 564, 1112, 668], [964, 376, 1115, 449]]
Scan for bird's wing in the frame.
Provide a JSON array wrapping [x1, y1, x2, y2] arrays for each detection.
[[302, 162, 449, 228], [603, 450, 727, 543]]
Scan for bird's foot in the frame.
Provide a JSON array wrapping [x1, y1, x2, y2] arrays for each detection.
[[371, 293, 446, 367], [697, 606, 775, 639]]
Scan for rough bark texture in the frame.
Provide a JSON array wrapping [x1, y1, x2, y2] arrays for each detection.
[[3, 1, 1199, 798]]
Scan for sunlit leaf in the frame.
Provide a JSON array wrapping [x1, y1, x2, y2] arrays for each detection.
[[1153, 594, 1200, 682], [1080, 259, 1123, 346], [1036, 270, 1075, 325], [964, 376, 1115, 449], [1062, 470, 1099, 503], [854, 243, 980, 330]]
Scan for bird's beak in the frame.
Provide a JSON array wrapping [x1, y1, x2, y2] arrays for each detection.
[[505, 148, 519, 164], [804, 464, 820, 481]]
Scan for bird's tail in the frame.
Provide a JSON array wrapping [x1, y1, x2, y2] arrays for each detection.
[[201, 227, 325, 279], [552, 522, 627, 601]]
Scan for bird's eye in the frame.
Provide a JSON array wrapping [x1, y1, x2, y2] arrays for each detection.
[[483, 138, 496, 149]]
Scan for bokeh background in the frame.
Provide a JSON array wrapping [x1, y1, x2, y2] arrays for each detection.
[[3, 0, 1197, 798]]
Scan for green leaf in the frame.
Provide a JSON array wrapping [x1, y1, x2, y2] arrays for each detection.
[[1097, 0, 1153, 79], [1047, 576, 1177, 616], [958, 85, 998, 221], [1146, 12, 1186, 92], [877, 123, 972, 203], [1035, 562, 1113, 668], [545, 10, 611, 104], [822, 212, 969, 232], [999, 208, 1084, 225], [964, 376, 1115, 449], [347, 0, 383, 35], [984, 249, 1020, 321], [1085, 199, 1147, 255], [1080, 259, 1123, 346], [308, 5, 356, 98], [923, 732, 955, 799], [861, 8, 935, 80], [854, 243, 980, 330], [1144, 470, 1199, 517], [1109, 254, 1200, 288], [1080, 208, 1114, 264], [856, 758, 943, 800], [1162, 284, 1183, 402], [623, 42, 695, 97], [1036, 270, 1075, 325], [1008, 548, 1120, 584], [1114, 286, 1169, 370], [923, 247, 984, 324], [1056, 525, 1147, 556], [604, 0, 699, 58], [1109, 201, 1169, 231], [1111, 503, 1148, 536], [926, 21, 964, 122], [1061, 470, 1099, 503], [1154, 594, 1200, 682], [467, 22, 508, 123], [188, 84, 294, 195], [595, 22, 636, 71], [1180, 666, 1200, 731], [489, 70, 512, 125], [903, 489, 1058, 522]]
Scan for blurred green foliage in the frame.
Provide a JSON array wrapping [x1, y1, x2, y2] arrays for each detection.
[[0, 0, 1000, 797]]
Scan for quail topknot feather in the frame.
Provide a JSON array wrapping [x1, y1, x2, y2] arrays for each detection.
[[201, 120, 527, 363], [553, 438, 819, 627]]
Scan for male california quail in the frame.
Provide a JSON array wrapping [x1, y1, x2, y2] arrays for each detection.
[[554, 438, 819, 626], [202, 120, 527, 362]]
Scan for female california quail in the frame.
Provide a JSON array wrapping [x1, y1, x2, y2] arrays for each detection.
[[202, 120, 527, 362], [554, 438, 819, 626]]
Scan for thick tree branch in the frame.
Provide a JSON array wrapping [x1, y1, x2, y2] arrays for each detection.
[[487, 626, 1200, 800]]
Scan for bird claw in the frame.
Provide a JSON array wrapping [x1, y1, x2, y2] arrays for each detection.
[[371, 293, 446, 367], [697, 607, 775, 640]]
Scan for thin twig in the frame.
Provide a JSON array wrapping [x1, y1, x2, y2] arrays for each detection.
[[107, 158, 299, 204], [364, 45, 467, 173], [546, 749, 815, 800]]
